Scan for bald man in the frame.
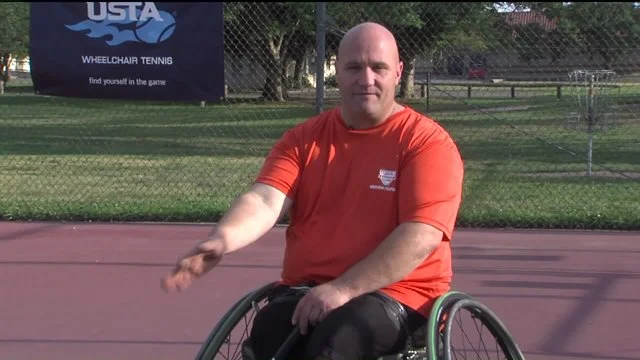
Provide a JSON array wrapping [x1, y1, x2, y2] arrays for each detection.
[[162, 22, 464, 359]]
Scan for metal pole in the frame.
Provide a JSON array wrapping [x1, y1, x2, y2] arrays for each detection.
[[587, 74, 595, 176], [426, 71, 431, 112], [315, 2, 326, 114]]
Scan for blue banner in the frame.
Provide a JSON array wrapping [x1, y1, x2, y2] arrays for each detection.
[[29, 2, 225, 102]]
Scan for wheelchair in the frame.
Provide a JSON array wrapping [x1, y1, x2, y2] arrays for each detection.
[[194, 282, 526, 360]]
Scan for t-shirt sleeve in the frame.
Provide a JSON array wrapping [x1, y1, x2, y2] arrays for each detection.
[[254, 127, 302, 199], [398, 128, 464, 241]]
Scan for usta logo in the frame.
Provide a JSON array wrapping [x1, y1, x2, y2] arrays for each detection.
[[66, 2, 176, 46], [87, 2, 162, 22]]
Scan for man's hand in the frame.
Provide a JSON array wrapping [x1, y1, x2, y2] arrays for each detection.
[[291, 282, 354, 335], [161, 240, 224, 293]]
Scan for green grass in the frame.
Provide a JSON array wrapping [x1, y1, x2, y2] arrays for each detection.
[[1, 82, 639, 229]]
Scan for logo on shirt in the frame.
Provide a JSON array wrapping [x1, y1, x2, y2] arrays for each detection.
[[369, 169, 397, 192]]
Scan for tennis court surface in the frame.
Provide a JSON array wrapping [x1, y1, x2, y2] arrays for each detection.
[[1, 221, 638, 360]]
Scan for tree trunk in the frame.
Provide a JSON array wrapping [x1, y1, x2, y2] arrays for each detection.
[[1, 54, 11, 86], [3, 54, 12, 81], [293, 50, 306, 89], [0, 60, 5, 95], [262, 37, 286, 101], [600, 51, 614, 71], [398, 56, 417, 100], [263, 66, 285, 101], [280, 57, 291, 99]]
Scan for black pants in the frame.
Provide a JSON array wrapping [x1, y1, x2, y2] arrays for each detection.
[[244, 284, 426, 360]]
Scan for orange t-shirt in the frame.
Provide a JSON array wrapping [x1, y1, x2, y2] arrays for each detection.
[[255, 105, 464, 317]]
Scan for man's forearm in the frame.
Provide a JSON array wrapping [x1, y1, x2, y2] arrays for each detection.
[[207, 189, 284, 254], [329, 222, 443, 298]]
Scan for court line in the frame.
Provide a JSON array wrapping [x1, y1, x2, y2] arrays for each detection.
[[0, 260, 280, 269]]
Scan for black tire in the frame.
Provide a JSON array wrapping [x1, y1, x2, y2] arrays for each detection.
[[442, 298, 526, 360], [194, 282, 279, 360]]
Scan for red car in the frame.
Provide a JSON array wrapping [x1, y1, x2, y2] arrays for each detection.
[[468, 64, 487, 79]]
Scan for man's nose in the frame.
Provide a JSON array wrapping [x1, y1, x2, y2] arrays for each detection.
[[357, 67, 375, 86]]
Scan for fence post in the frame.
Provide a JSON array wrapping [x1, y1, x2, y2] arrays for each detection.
[[426, 71, 431, 112], [315, 2, 327, 114]]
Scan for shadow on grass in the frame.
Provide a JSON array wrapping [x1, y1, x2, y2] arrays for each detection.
[[3, 86, 36, 95], [0, 118, 298, 156], [1, 124, 638, 171], [1, 93, 638, 172], [0, 90, 319, 107]]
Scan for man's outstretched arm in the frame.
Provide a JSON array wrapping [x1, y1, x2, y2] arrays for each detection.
[[208, 182, 293, 254], [162, 182, 292, 292]]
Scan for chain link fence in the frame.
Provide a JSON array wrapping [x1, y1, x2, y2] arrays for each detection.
[[1, 2, 639, 229], [318, 2, 640, 229]]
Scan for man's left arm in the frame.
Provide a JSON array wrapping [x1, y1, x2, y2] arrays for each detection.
[[332, 132, 465, 298], [329, 221, 444, 299], [292, 131, 464, 333]]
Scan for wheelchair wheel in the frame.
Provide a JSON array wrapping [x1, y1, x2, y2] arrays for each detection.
[[194, 282, 279, 360], [442, 298, 526, 360], [425, 291, 474, 360]]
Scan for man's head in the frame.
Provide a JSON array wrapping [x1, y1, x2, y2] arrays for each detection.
[[335, 22, 403, 128]]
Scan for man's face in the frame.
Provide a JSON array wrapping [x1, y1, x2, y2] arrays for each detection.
[[335, 33, 403, 120]]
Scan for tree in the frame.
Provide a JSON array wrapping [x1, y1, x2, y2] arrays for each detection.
[[564, 2, 640, 70], [224, 2, 315, 101], [286, 29, 316, 90], [508, 2, 640, 69], [0, 2, 29, 94], [509, 18, 577, 65], [326, 2, 501, 99]]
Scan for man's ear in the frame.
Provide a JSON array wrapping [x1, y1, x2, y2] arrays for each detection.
[[396, 61, 404, 85]]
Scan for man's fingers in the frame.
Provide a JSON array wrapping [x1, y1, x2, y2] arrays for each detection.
[[307, 306, 323, 328], [298, 309, 309, 335], [175, 272, 192, 292], [161, 242, 223, 294], [291, 297, 302, 326], [161, 269, 194, 292], [292, 296, 314, 335], [161, 276, 172, 292], [180, 257, 198, 274], [292, 295, 310, 330], [299, 304, 323, 335], [178, 254, 212, 277]]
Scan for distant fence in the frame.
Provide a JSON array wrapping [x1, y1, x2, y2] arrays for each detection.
[[415, 78, 623, 108]]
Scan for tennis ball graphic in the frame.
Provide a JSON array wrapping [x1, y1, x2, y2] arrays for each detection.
[[134, 11, 176, 44]]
